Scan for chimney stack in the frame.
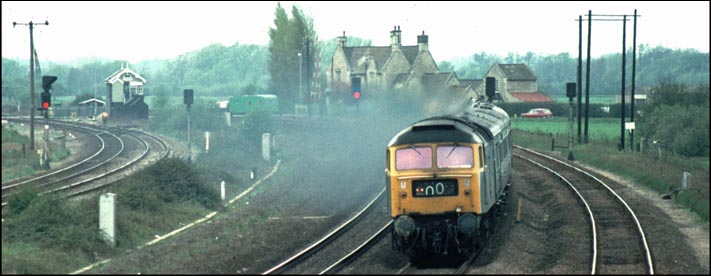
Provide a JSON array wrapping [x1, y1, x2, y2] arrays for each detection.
[[337, 31, 347, 48], [417, 31, 429, 52], [390, 25, 402, 52]]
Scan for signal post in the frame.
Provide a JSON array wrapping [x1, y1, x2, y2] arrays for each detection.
[[40, 76, 57, 169]]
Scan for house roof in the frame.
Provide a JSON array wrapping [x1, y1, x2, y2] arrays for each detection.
[[104, 67, 147, 84], [496, 64, 537, 80], [79, 98, 106, 105], [421, 72, 457, 93], [458, 79, 483, 90], [509, 92, 553, 102], [341, 45, 419, 74]]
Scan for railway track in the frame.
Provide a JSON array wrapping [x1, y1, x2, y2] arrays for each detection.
[[514, 145, 654, 274], [263, 187, 388, 274], [2, 117, 170, 206]]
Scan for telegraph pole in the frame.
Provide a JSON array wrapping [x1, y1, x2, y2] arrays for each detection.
[[621, 14, 627, 151], [13, 20, 49, 150], [576, 11, 640, 146], [630, 9, 638, 151]]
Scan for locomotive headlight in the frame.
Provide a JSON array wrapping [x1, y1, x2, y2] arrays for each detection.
[[464, 178, 470, 187], [458, 214, 479, 235], [400, 180, 406, 189], [394, 215, 415, 237]]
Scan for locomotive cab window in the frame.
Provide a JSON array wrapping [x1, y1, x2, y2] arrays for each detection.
[[436, 145, 473, 169], [395, 146, 432, 170]]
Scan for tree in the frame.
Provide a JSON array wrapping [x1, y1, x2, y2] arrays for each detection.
[[268, 3, 319, 108], [637, 81, 710, 157]]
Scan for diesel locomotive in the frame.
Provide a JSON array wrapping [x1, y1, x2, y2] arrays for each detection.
[[385, 100, 512, 256]]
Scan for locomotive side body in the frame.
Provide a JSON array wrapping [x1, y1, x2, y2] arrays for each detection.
[[386, 102, 511, 256]]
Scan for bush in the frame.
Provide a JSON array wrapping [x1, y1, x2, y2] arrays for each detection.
[[4, 186, 39, 216], [238, 110, 274, 148]]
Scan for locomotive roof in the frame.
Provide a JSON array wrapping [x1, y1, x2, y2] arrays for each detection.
[[387, 102, 510, 146]]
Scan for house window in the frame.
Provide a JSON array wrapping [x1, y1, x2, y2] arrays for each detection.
[[495, 79, 500, 92], [130, 84, 144, 95], [335, 70, 342, 81]]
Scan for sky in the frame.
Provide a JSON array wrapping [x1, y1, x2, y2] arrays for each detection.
[[2, 1, 709, 64]]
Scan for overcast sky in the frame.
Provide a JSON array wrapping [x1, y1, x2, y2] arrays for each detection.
[[2, 1, 709, 64]]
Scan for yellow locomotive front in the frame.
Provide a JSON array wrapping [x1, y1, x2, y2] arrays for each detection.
[[387, 143, 484, 215], [386, 118, 490, 256], [386, 101, 511, 257]]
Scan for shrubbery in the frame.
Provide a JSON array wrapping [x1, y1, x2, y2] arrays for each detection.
[[238, 110, 274, 148], [2, 157, 220, 273], [637, 81, 709, 157]]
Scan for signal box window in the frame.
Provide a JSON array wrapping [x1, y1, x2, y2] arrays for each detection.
[[437, 146, 473, 169], [396, 147, 432, 170]]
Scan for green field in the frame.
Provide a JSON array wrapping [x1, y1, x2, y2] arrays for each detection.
[[512, 117, 622, 141], [551, 95, 617, 104]]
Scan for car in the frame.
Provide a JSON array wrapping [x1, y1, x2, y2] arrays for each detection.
[[520, 108, 553, 118]]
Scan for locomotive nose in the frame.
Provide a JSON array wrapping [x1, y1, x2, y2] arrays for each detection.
[[458, 213, 479, 235], [394, 215, 415, 237]]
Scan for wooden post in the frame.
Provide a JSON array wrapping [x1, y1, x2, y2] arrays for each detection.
[[516, 198, 522, 223]]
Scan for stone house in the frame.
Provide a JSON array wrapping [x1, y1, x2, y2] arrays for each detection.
[[326, 27, 543, 105], [483, 63, 552, 102], [327, 26, 443, 98]]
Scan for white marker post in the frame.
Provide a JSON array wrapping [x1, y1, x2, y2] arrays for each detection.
[[205, 131, 210, 154], [99, 193, 116, 247], [220, 181, 226, 201], [262, 133, 271, 161]]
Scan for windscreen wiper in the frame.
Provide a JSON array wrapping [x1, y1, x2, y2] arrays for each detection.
[[409, 144, 423, 157], [446, 143, 459, 159]]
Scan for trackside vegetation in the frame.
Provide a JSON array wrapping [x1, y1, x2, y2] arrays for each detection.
[[1, 158, 220, 274], [2, 126, 70, 182]]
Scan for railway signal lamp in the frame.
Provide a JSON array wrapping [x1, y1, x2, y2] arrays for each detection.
[[40, 92, 51, 110], [566, 82, 577, 99], [351, 77, 361, 103], [184, 89, 194, 107], [485, 77, 495, 102], [40, 75, 57, 113]]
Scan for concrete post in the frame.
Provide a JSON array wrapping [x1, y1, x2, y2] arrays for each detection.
[[205, 131, 210, 154], [99, 193, 116, 247], [682, 171, 690, 190], [220, 181, 226, 201], [225, 112, 231, 127], [262, 133, 271, 161]]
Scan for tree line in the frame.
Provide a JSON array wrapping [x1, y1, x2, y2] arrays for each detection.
[[2, 1, 708, 108], [450, 45, 709, 96]]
